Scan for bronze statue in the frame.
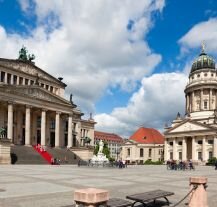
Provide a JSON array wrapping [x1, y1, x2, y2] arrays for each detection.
[[18, 46, 35, 62]]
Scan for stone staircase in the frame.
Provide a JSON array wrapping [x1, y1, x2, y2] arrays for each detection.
[[45, 147, 80, 165], [11, 145, 47, 164]]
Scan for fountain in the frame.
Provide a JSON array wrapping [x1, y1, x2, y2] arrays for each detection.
[[90, 140, 109, 166]]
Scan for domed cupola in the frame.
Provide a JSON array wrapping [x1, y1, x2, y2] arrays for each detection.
[[190, 44, 215, 73]]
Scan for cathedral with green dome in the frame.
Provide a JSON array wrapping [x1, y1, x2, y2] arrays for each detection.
[[164, 44, 217, 164]]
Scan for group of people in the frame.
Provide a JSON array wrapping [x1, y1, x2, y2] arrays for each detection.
[[51, 157, 61, 165], [35, 144, 46, 153], [166, 160, 195, 170], [116, 160, 127, 168]]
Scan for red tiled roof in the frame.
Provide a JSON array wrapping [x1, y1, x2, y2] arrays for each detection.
[[129, 127, 164, 144], [94, 131, 124, 143]]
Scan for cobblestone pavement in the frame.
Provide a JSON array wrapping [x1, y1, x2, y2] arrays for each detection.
[[0, 165, 216, 207]]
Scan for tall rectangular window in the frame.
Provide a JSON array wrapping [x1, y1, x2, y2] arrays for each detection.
[[13, 75, 17, 85], [50, 119, 55, 129], [198, 152, 202, 160], [25, 79, 29, 85], [127, 148, 130, 156], [209, 151, 213, 159], [179, 152, 182, 160], [37, 116, 41, 128], [1, 71, 5, 82], [7, 73, 11, 84], [140, 148, 144, 157], [149, 148, 152, 157], [204, 101, 208, 109], [19, 77, 23, 85], [170, 152, 173, 160]]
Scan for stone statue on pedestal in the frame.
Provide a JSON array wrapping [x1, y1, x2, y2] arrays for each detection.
[[98, 140, 104, 154]]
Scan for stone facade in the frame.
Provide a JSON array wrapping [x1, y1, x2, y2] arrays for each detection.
[[164, 48, 217, 163], [121, 140, 164, 164], [0, 57, 95, 152]]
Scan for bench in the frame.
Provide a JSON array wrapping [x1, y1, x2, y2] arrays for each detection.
[[126, 189, 174, 206]]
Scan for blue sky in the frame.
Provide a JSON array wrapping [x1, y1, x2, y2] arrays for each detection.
[[0, 0, 217, 137]]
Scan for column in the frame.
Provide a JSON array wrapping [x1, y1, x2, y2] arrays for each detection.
[[213, 137, 217, 158], [10, 74, 14, 85], [4, 72, 7, 84], [215, 90, 217, 109], [25, 106, 31, 146], [173, 139, 178, 160], [182, 137, 187, 161], [75, 122, 81, 147], [192, 91, 195, 112], [202, 137, 207, 161], [186, 94, 189, 114], [67, 115, 73, 148], [55, 112, 60, 147], [164, 139, 169, 161], [192, 137, 196, 161], [209, 89, 212, 110], [200, 89, 203, 110], [16, 76, 19, 85], [41, 110, 46, 146], [7, 103, 13, 140]]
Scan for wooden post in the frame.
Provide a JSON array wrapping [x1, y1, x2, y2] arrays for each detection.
[[74, 188, 109, 207], [189, 177, 208, 207]]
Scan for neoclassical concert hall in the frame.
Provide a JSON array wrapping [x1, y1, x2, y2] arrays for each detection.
[[0, 48, 95, 149], [164, 45, 217, 163]]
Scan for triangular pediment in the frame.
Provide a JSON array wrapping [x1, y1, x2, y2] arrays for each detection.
[[123, 139, 137, 145], [0, 85, 73, 106], [166, 120, 214, 134], [0, 58, 65, 86]]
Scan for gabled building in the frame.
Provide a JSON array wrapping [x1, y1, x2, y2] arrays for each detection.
[[94, 131, 123, 159], [121, 127, 164, 164], [0, 48, 95, 151], [164, 46, 217, 163]]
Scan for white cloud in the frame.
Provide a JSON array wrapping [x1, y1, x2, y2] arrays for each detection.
[[0, 0, 165, 113], [95, 72, 187, 137], [179, 18, 217, 55]]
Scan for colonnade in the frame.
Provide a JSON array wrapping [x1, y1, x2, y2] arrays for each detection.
[[186, 88, 217, 113], [164, 136, 217, 161], [6, 103, 75, 148]]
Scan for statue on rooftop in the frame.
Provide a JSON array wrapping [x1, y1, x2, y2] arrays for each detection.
[[18, 46, 35, 63]]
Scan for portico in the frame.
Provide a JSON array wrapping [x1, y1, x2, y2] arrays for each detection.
[[0, 51, 95, 150]]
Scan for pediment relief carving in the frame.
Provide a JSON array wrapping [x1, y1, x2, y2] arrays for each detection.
[[0, 59, 59, 84], [169, 121, 211, 133], [0, 86, 70, 106]]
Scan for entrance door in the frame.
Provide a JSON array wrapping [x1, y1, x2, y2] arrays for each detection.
[[64, 134, 68, 147], [37, 130, 41, 144], [50, 132, 55, 147], [186, 137, 192, 160]]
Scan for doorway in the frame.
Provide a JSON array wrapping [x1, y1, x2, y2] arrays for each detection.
[[186, 137, 192, 160], [50, 132, 55, 147], [37, 130, 41, 144]]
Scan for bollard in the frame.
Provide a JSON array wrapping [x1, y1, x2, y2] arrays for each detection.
[[74, 188, 109, 207], [189, 177, 208, 207]]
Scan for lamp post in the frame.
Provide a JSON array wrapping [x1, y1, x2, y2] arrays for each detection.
[[116, 148, 120, 161]]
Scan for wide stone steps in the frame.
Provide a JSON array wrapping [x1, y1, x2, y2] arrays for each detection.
[[11, 145, 47, 164], [45, 147, 80, 165]]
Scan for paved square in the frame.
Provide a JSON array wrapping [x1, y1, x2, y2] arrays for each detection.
[[0, 165, 216, 207]]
